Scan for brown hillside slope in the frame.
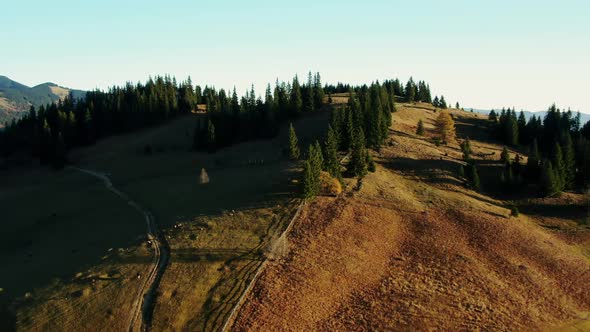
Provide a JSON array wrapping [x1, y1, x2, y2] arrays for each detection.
[[231, 103, 590, 331]]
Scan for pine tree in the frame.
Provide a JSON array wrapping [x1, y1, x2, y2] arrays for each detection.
[[541, 160, 559, 197], [416, 119, 425, 136], [302, 160, 315, 199], [308, 141, 324, 194], [562, 132, 576, 189], [324, 125, 342, 181], [405, 78, 415, 103], [517, 111, 527, 144], [288, 123, 300, 160], [551, 142, 565, 191], [461, 137, 472, 162], [435, 112, 456, 144], [470, 164, 481, 190], [290, 76, 303, 115], [366, 151, 376, 172], [500, 146, 511, 165], [440, 96, 448, 109], [524, 139, 539, 182], [207, 119, 216, 152], [350, 127, 368, 177], [489, 110, 498, 122], [433, 96, 440, 108]]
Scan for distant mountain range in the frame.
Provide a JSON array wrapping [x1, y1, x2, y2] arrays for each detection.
[[0, 76, 85, 127], [468, 108, 590, 125]]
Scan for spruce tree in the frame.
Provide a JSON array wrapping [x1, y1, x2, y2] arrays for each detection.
[[288, 123, 300, 160], [366, 151, 376, 172], [551, 142, 565, 191], [207, 119, 216, 152], [500, 146, 511, 165], [562, 132, 576, 189], [541, 160, 559, 197], [290, 76, 303, 115], [324, 125, 342, 181], [489, 110, 498, 122], [461, 137, 472, 162], [416, 119, 425, 136], [526, 139, 540, 179], [470, 164, 481, 190], [350, 127, 368, 177], [302, 160, 315, 199]]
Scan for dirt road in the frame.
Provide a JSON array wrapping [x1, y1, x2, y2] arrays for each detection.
[[70, 167, 169, 332]]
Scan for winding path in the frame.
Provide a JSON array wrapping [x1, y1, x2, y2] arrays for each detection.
[[70, 167, 169, 332]]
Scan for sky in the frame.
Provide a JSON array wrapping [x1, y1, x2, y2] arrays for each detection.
[[1, 0, 589, 112]]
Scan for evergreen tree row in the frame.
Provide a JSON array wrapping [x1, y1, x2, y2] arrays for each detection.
[[488, 105, 589, 196]]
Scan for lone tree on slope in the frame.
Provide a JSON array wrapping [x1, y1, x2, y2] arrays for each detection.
[[435, 111, 456, 144]]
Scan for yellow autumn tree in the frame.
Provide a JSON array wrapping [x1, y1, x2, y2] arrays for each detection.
[[435, 111, 456, 144]]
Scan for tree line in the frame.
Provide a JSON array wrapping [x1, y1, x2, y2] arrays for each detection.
[[0, 73, 439, 172], [488, 105, 590, 196]]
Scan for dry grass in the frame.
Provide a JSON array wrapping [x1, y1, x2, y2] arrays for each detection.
[[8, 109, 332, 330], [231, 103, 590, 331]]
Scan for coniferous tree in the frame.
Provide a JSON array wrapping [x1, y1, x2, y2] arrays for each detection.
[[517, 111, 527, 144], [439, 96, 448, 109], [312, 72, 324, 109], [288, 123, 300, 160], [302, 160, 315, 199], [469, 164, 481, 191], [206, 119, 216, 152], [500, 146, 511, 165], [526, 139, 541, 180], [290, 76, 303, 116], [562, 132, 576, 189], [541, 160, 559, 197], [366, 151, 376, 172], [489, 110, 498, 122], [551, 142, 565, 191], [416, 119, 425, 136], [458, 164, 465, 178], [461, 137, 473, 162], [405, 78, 416, 103], [350, 127, 368, 177], [324, 125, 342, 181], [433, 96, 440, 108], [308, 141, 324, 194]]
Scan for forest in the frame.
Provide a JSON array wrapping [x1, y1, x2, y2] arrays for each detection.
[[0, 73, 437, 169]]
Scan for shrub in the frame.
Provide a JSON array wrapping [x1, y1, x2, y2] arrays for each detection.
[[319, 171, 342, 196], [511, 206, 519, 217]]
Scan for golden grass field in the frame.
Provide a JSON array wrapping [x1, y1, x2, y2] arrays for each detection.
[[1, 108, 330, 331], [231, 103, 590, 331], [3, 99, 590, 331]]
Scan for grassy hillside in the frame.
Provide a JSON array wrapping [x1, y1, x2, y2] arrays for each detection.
[[0, 76, 85, 126], [231, 103, 590, 331], [6, 106, 332, 331]]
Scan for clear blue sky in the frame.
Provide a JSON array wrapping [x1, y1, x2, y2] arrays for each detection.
[[2, 0, 589, 112]]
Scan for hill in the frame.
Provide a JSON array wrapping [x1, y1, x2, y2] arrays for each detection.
[[230, 103, 590, 331], [0, 76, 85, 126]]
